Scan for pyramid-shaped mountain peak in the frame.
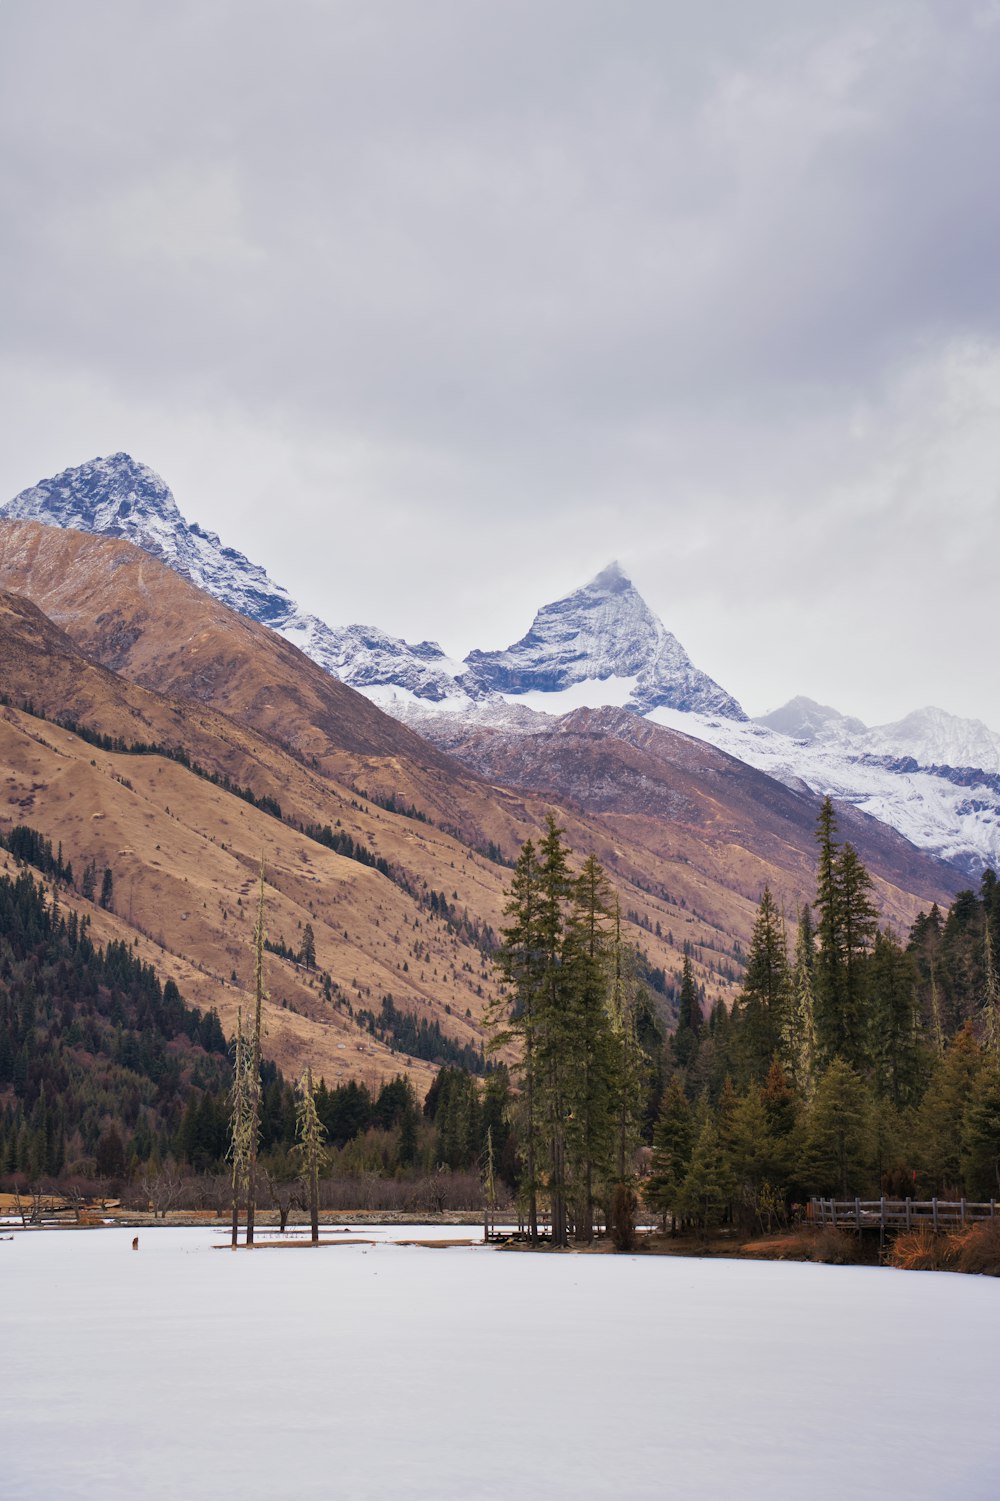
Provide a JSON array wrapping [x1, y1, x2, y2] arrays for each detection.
[[464, 566, 745, 719], [588, 559, 631, 591]]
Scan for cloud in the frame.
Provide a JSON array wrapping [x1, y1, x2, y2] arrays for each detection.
[[1, 0, 999, 724]]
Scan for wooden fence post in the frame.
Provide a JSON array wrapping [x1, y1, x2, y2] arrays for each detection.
[[932, 1199, 938, 1232]]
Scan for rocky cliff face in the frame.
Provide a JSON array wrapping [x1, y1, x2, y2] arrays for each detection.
[[465, 561, 746, 717]]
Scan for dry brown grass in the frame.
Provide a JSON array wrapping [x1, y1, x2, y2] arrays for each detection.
[[953, 1221, 1000, 1276], [810, 1227, 865, 1265], [888, 1222, 1000, 1275], [887, 1228, 952, 1271]]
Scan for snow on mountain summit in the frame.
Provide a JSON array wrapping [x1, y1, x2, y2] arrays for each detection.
[[5, 452, 299, 627], [3, 452, 471, 703], [9, 453, 1000, 873], [465, 561, 746, 719]]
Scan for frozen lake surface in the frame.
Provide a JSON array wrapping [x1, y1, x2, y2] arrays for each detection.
[[2, 1226, 998, 1500]]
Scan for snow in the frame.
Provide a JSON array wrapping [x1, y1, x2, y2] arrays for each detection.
[[2, 1227, 999, 1500], [647, 706, 1000, 874], [8, 454, 1000, 873], [501, 674, 640, 715], [466, 563, 745, 718]]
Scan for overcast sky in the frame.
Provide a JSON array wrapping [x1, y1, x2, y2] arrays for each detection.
[[3, 1, 1000, 726]]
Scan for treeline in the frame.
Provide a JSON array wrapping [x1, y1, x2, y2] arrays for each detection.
[[355, 993, 486, 1073], [645, 798, 1000, 1234], [8, 701, 394, 884], [0, 865, 511, 1189], [0, 824, 75, 885], [0, 868, 228, 1180], [488, 817, 666, 1246]]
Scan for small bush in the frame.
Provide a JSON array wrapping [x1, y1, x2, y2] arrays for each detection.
[[811, 1227, 862, 1265], [954, 1221, 1000, 1277], [887, 1229, 959, 1272]]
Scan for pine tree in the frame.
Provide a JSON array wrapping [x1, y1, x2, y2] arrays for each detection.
[[563, 853, 617, 1242], [782, 907, 817, 1099], [646, 1079, 694, 1232], [490, 839, 544, 1242], [608, 899, 646, 1184], [836, 844, 879, 1068], [913, 1024, 982, 1193], [534, 815, 574, 1247], [293, 1066, 328, 1243], [909, 904, 946, 1053], [673, 954, 703, 1068], [300, 922, 316, 971], [813, 796, 878, 1070], [99, 867, 114, 911], [961, 1061, 1000, 1198], [245, 860, 268, 1246], [798, 1058, 872, 1197], [677, 1106, 729, 1238], [731, 887, 789, 1085], [869, 928, 924, 1107], [981, 881, 1000, 1056]]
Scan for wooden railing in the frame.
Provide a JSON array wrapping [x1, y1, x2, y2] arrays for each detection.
[[811, 1197, 998, 1231]]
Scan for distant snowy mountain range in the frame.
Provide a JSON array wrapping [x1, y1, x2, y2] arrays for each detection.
[[5, 451, 1000, 875]]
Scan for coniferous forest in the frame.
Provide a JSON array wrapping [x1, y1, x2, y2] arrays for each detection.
[[2, 799, 1000, 1237]]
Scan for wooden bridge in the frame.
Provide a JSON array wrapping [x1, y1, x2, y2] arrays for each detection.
[[811, 1197, 998, 1232]]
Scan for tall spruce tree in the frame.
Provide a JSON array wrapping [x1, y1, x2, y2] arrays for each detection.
[[731, 887, 790, 1086], [609, 899, 646, 1184], [244, 860, 268, 1246], [490, 839, 544, 1242], [869, 929, 923, 1107], [782, 906, 818, 1099], [673, 954, 703, 1068], [534, 815, 574, 1247], [813, 797, 878, 1071], [293, 1066, 328, 1243], [646, 1079, 694, 1231], [563, 854, 617, 1242]]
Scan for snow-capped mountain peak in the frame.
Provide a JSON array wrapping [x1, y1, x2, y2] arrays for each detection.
[[3, 452, 477, 701], [5, 452, 300, 626], [464, 561, 746, 719], [755, 695, 868, 742]]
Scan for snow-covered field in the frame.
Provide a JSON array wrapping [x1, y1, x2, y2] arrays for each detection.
[[2, 1227, 998, 1500]]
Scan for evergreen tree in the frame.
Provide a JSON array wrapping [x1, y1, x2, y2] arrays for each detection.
[[836, 844, 879, 1068], [300, 922, 316, 970], [534, 815, 574, 1247], [646, 1078, 694, 1232], [961, 1061, 1000, 1198], [563, 854, 617, 1241], [673, 954, 703, 1069], [731, 887, 789, 1085], [677, 1106, 729, 1238], [782, 906, 817, 1099], [244, 860, 268, 1245], [608, 900, 647, 1184], [869, 929, 924, 1107], [798, 1058, 872, 1196], [490, 839, 544, 1242], [99, 866, 114, 911], [913, 1024, 982, 1193], [293, 1066, 328, 1243], [909, 904, 946, 1053], [813, 797, 878, 1071]]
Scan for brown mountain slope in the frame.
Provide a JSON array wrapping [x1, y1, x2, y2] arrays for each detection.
[[0, 522, 963, 1051], [424, 705, 962, 917]]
